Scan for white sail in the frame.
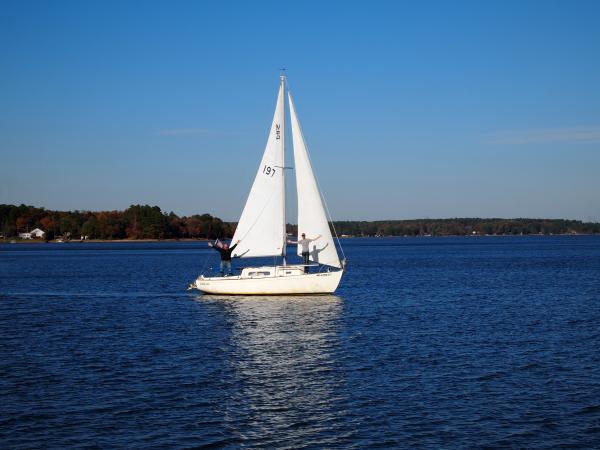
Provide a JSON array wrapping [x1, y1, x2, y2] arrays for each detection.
[[288, 92, 341, 268], [232, 79, 286, 258]]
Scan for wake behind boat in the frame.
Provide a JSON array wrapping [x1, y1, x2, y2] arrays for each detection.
[[190, 75, 345, 295]]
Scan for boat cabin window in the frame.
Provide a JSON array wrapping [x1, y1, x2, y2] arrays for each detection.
[[248, 271, 271, 276]]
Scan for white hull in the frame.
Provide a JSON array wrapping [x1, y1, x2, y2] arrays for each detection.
[[192, 265, 343, 295]]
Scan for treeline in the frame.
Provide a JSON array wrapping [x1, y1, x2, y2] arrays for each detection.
[[332, 218, 600, 236], [0, 204, 234, 240], [2, 204, 599, 241]]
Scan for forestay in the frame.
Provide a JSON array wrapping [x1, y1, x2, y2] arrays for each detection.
[[288, 92, 341, 268], [232, 81, 286, 258]]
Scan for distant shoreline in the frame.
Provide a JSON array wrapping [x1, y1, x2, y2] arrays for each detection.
[[2, 234, 598, 245], [3, 204, 599, 241], [0, 238, 211, 244]]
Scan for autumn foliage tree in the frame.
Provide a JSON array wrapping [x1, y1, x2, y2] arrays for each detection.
[[2, 204, 598, 240]]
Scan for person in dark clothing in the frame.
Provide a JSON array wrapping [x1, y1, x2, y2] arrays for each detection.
[[208, 239, 240, 276]]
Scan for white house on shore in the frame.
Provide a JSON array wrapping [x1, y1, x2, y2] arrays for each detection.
[[31, 228, 45, 238], [18, 228, 45, 239]]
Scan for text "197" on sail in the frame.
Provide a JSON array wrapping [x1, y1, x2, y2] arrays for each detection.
[[263, 165, 276, 177]]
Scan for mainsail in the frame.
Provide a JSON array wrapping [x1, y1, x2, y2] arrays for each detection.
[[232, 79, 286, 258], [288, 92, 341, 268]]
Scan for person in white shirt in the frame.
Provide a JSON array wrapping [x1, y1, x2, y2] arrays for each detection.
[[287, 233, 321, 273]]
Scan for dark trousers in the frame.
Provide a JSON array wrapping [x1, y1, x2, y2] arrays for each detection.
[[220, 260, 232, 276], [302, 251, 310, 273]]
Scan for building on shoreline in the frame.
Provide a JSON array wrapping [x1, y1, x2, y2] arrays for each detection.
[[18, 228, 45, 239]]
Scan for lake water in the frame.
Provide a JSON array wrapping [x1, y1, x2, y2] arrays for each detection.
[[1, 236, 600, 448]]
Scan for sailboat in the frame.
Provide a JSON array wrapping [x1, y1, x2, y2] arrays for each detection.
[[190, 75, 345, 295]]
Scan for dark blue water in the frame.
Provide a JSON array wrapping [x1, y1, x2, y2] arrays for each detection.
[[1, 236, 600, 448]]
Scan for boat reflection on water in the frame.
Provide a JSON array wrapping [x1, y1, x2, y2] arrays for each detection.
[[196, 294, 346, 445]]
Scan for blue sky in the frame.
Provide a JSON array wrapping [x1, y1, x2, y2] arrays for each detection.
[[1, 1, 599, 221]]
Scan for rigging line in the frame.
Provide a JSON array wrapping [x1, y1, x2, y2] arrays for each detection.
[[199, 238, 217, 275], [286, 88, 346, 263], [317, 180, 346, 261]]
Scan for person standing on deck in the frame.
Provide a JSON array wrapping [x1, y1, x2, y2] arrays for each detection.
[[208, 239, 240, 276], [287, 233, 321, 273]]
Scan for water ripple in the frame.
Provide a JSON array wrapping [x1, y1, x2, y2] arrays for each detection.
[[1, 237, 600, 448]]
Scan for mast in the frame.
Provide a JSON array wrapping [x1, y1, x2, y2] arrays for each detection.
[[280, 73, 287, 265]]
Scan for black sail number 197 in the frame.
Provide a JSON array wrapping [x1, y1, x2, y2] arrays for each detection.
[[263, 165, 276, 177]]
